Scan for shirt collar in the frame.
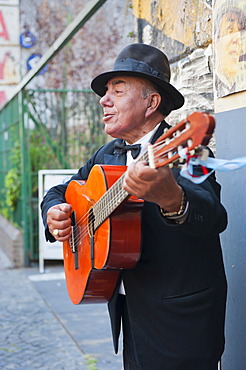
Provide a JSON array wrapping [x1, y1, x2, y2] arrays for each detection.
[[126, 122, 161, 163]]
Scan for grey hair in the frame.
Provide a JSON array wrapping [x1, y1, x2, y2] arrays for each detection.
[[140, 79, 173, 117]]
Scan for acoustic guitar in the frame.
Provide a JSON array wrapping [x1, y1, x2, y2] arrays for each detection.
[[63, 112, 215, 305]]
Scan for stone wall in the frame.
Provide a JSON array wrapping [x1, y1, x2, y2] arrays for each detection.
[[0, 215, 24, 267], [19, 0, 135, 89], [19, 0, 215, 126]]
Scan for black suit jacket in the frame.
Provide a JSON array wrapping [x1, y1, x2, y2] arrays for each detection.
[[41, 121, 227, 369]]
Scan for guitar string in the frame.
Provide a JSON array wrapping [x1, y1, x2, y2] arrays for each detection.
[[70, 134, 189, 247], [70, 173, 126, 240], [70, 139, 180, 247], [72, 187, 133, 247], [69, 139, 173, 245], [70, 175, 129, 246], [72, 137, 172, 233], [69, 136, 187, 248], [70, 149, 183, 248], [70, 185, 128, 246]]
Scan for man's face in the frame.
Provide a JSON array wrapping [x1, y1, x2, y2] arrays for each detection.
[[217, 12, 242, 80], [99, 76, 150, 143]]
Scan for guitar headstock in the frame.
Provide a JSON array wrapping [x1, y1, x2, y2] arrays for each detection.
[[150, 112, 215, 169]]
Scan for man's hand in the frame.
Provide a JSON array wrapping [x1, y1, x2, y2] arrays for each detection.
[[47, 203, 72, 242], [123, 161, 183, 212]]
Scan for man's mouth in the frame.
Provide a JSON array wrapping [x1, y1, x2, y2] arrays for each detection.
[[229, 50, 239, 56], [103, 112, 115, 121]]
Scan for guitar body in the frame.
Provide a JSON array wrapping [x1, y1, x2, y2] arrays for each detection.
[[63, 165, 144, 305]]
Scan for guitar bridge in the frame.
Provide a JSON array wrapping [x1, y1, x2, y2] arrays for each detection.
[[70, 211, 79, 270], [88, 208, 95, 268]]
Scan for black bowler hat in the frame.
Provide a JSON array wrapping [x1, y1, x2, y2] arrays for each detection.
[[91, 43, 184, 111]]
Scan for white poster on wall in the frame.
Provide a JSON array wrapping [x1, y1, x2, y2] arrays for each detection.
[[213, 0, 246, 98], [38, 169, 77, 273], [0, 46, 20, 84], [0, 6, 19, 45], [0, 1, 19, 5]]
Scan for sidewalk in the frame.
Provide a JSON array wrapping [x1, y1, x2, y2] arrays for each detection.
[[0, 249, 123, 370]]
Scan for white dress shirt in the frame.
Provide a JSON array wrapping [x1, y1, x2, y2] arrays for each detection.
[[118, 124, 160, 295]]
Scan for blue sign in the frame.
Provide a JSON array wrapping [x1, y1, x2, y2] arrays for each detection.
[[20, 31, 36, 48], [27, 54, 48, 75]]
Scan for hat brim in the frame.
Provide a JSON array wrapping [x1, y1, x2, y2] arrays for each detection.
[[91, 70, 184, 110]]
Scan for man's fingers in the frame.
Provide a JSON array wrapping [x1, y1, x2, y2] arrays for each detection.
[[51, 217, 72, 231], [53, 226, 72, 242], [126, 161, 157, 184], [59, 203, 72, 213], [47, 203, 72, 221], [47, 203, 72, 239]]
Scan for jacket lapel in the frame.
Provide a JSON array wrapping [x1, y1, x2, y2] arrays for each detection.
[[150, 120, 171, 144], [103, 153, 126, 165], [104, 139, 127, 165]]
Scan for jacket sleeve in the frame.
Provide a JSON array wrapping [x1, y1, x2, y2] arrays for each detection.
[[157, 167, 228, 238]]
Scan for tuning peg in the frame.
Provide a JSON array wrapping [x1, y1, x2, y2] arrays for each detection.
[[165, 137, 170, 145], [178, 145, 183, 153], [185, 122, 190, 130], [188, 139, 193, 147], [173, 130, 180, 138], [147, 144, 156, 169]]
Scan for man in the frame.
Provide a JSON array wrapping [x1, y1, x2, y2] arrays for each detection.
[[214, 3, 246, 97], [41, 43, 227, 370]]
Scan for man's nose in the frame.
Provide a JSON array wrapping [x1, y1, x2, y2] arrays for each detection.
[[100, 93, 113, 107], [231, 30, 241, 44], [230, 22, 240, 33]]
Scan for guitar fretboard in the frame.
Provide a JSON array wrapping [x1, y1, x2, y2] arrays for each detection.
[[93, 150, 149, 230]]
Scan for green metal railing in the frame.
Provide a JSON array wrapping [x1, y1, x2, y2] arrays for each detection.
[[0, 95, 21, 225], [0, 0, 108, 264], [0, 89, 106, 263]]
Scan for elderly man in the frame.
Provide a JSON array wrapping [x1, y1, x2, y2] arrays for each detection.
[[41, 43, 227, 370], [214, 3, 246, 97]]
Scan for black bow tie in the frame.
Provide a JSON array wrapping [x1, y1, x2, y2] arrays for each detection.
[[114, 141, 141, 159]]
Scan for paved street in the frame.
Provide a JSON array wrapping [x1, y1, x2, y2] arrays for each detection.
[[0, 249, 123, 370]]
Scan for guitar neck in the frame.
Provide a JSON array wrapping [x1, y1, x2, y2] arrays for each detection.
[[93, 151, 149, 230]]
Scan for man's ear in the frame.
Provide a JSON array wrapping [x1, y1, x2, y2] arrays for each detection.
[[146, 93, 161, 117]]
